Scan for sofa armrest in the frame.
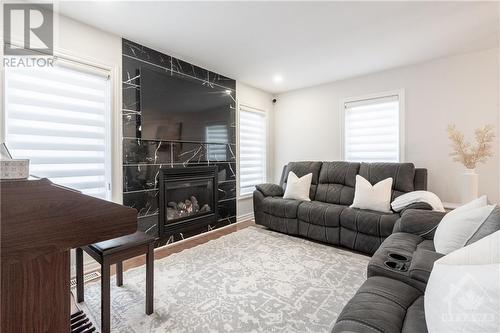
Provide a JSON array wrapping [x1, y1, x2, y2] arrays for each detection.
[[255, 183, 284, 197], [399, 202, 433, 214], [408, 249, 444, 284], [393, 209, 446, 239]]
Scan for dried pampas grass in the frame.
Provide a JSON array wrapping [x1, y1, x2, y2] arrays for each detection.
[[447, 124, 495, 169]]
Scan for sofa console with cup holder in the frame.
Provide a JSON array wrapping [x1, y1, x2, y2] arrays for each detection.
[[366, 208, 446, 291]]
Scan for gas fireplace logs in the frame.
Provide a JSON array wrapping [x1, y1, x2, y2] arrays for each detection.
[[166, 196, 211, 220]]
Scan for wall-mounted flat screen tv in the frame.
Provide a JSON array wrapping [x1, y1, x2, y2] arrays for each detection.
[[140, 67, 234, 143]]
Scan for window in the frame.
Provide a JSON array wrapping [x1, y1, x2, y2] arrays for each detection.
[[4, 60, 112, 199], [343, 92, 403, 162], [239, 105, 267, 196], [206, 123, 228, 161]]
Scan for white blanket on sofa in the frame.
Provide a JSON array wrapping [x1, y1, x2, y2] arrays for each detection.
[[391, 190, 445, 212]]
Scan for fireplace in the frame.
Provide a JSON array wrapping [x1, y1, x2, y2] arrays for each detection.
[[158, 166, 218, 238]]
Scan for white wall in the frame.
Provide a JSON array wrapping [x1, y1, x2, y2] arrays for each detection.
[[56, 15, 123, 203], [236, 82, 275, 218], [56, 15, 121, 68], [274, 48, 499, 204], [52, 14, 122, 274]]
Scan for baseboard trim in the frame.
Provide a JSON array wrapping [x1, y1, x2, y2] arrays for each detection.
[[71, 261, 101, 279], [237, 212, 254, 222], [84, 261, 101, 275]]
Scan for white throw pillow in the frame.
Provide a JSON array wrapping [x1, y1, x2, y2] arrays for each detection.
[[449, 195, 488, 216], [350, 175, 393, 213], [283, 171, 312, 201], [434, 197, 494, 254], [391, 190, 445, 212], [425, 230, 500, 333]]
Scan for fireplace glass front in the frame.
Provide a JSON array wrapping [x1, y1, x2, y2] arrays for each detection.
[[164, 178, 214, 223]]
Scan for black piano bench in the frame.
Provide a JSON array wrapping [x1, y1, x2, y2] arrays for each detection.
[[75, 231, 155, 333]]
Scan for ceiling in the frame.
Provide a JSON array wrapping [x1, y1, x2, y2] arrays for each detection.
[[55, 1, 499, 94]]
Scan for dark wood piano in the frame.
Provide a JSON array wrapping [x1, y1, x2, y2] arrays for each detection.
[[0, 178, 138, 333]]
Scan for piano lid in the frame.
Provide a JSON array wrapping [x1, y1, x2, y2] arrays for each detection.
[[1, 178, 138, 263]]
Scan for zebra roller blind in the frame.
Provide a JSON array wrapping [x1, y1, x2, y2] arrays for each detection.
[[4, 60, 112, 199], [239, 105, 267, 195], [344, 94, 401, 162]]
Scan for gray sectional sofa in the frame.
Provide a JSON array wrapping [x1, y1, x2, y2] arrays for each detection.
[[254, 161, 500, 332], [334, 205, 500, 333], [253, 161, 428, 255], [253, 161, 444, 333]]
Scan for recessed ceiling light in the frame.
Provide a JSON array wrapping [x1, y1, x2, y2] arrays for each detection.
[[225, 89, 231, 94], [273, 75, 283, 83]]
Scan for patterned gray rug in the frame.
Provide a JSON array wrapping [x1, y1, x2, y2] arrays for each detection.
[[76, 226, 369, 332]]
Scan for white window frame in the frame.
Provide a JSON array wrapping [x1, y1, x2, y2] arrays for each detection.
[[238, 103, 268, 199], [340, 89, 405, 163], [2, 52, 115, 200]]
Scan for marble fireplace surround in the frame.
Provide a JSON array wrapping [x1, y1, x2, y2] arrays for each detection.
[[121, 39, 237, 245]]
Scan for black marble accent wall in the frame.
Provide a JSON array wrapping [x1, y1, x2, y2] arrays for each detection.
[[122, 39, 237, 244]]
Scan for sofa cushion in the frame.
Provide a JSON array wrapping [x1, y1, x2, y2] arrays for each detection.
[[408, 249, 444, 284], [359, 162, 415, 200], [282, 161, 322, 200], [341, 207, 398, 237], [262, 197, 301, 219], [297, 201, 345, 245], [333, 276, 426, 333], [315, 161, 360, 205], [339, 207, 399, 254], [297, 201, 345, 227], [414, 168, 428, 191]]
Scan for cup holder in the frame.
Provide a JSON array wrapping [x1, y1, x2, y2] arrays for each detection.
[[384, 260, 408, 272], [388, 253, 409, 262]]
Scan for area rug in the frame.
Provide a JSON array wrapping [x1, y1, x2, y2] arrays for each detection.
[[76, 226, 369, 332]]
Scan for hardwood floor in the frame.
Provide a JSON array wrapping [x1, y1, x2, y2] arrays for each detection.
[[115, 219, 255, 276], [71, 219, 256, 315]]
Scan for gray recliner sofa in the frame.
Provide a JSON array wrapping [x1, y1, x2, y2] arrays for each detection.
[[253, 161, 428, 255]]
